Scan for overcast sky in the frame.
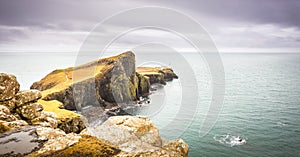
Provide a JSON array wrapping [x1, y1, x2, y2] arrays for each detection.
[[0, 0, 299, 53]]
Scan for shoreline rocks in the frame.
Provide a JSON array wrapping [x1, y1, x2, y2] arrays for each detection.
[[0, 73, 86, 135], [137, 67, 178, 85]]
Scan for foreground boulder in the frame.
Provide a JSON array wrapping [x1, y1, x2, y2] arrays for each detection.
[[31, 51, 151, 110], [0, 73, 20, 101], [25, 116, 188, 157], [15, 90, 42, 107], [86, 116, 189, 156], [0, 73, 85, 135]]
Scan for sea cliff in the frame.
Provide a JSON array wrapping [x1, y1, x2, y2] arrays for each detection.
[[0, 51, 188, 156]]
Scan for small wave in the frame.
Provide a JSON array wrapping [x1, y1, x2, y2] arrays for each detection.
[[214, 133, 247, 147], [276, 121, 287, 127]]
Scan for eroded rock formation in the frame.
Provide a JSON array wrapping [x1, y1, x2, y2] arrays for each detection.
[[0, 73, 85, 135], [31, 52, 151, 110]]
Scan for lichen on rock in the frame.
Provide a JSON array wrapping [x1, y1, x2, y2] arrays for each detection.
[[0, 73, 20, 101], [15, 90, 42, 107]]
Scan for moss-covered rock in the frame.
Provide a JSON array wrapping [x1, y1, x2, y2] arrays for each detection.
[[38, 100, 85, 133], [36, 135, 121, 157], [136, 72, 150, 97], [0, 121, 10, 133], [30, 52, 152, 110]]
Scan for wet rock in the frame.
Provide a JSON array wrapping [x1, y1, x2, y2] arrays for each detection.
[[16, 102, 43, 120], [0, 127, 43, 156], [90, 116, 162, 152], [0, 73, 20, 101], [15, 90, 42, 107]]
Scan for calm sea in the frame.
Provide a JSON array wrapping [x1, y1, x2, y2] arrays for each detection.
[[1, 52, 299, 157]]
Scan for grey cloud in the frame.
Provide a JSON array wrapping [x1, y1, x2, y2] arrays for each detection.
[[0, 27, 28, 43], [0, 0, 299, 52]]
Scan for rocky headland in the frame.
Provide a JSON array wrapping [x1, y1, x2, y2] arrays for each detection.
[[0, 51, 188, 156]]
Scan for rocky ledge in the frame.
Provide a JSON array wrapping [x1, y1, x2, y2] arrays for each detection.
[[0, 51, 188, 156]]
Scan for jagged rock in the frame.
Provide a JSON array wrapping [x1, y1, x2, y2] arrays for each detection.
[[58, 116, 86, 134], [0, 121, 10, 133], [35, 135, 121, 157], [161, 139, 189, 157], [37, 100, 86, 134], [16, 102, 43, 120], [31, 116, 188, 157], [30, 111, 58, 128], [0, 105, 18, 122], [32, 127, 82, 155], [0, 105, 10, 114], [137, 66, 178, 85], [0, 98, 16, 112], [15, 90, 42, 107], [0, 73, 20, 101], [116, 138, 189, 157], [136, 72, 150, 97], [30, 52, 151, 110], [90, 116, 162, 152], [1, 119, 28, 130]]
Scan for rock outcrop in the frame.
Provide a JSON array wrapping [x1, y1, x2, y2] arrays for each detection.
[[31, 51, 151, 110], [84, 116, 188, 157], [137, 67, 178, 85], [0, 73, 20, 101], [0, 73, 85, 134], [0, 52, 187, 157], [29, 116, 188, 157]]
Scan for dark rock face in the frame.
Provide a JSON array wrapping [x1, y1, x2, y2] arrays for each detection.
[[31, 51, 151, 110], [0, 73, 20, 101]]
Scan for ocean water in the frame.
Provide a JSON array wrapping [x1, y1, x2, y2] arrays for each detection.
[[1, 52, 300, 156]]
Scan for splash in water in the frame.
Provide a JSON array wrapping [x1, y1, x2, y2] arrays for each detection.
[[214, 133, 247, 147]]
